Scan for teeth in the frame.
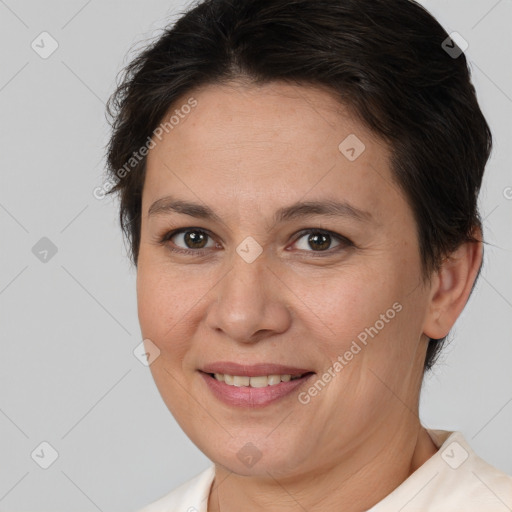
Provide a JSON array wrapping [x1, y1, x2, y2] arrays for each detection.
[[212, 373, 304, 387], [267, 375, 282, 386], [249, 375, 269, 388], [233, 376, 250, 387]]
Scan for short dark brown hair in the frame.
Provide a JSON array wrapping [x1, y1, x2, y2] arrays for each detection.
[[105, 0, 492, 371]]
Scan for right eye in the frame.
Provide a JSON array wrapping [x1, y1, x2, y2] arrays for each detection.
[[160, 228, 220, 255]]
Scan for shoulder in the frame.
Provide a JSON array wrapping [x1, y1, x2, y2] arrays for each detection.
[[369, 430, 512, 512], [429, 429, 512, 501], [136, 465, 215, 512]]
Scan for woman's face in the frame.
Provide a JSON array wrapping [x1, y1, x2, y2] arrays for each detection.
[[137, 81, 433, 477]]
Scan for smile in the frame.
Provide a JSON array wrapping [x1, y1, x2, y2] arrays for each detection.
[[211, 373, 306, 387], [199, 369, 315, 407]]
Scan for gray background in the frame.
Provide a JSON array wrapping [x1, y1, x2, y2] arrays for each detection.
[[0, 0, 510, 510]]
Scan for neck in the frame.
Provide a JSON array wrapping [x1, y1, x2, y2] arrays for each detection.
[[208, 425, 438, 512]]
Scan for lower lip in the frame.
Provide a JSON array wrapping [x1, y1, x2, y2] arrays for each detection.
[[200, 372, 314, 408]]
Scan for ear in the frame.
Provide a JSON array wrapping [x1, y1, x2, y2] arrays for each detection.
[[423, 227, 483, 340]]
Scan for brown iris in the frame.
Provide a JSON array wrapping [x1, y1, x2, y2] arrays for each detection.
[[307, 232, 331, 251], [184, 230, 208, 249]]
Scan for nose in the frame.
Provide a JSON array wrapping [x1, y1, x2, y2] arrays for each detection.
[[204, 254, 292, 344]]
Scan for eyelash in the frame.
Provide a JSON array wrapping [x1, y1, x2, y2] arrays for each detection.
[[158, 227, 354, 257]]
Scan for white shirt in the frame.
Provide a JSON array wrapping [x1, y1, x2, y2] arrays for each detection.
[[137, 430, 512, 511]]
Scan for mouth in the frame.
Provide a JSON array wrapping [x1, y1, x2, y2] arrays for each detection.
[[198, 363, 315, 407], [206, 372, 312, 387]]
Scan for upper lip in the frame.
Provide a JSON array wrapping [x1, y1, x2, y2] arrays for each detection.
[[201, 362, 314, 377]]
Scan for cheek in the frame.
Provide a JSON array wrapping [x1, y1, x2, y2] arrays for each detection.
[[292, 258, 425, 386], [136, 255, 215, 359], [137, 263, 167, 338], [292, 266, 401, 348], [136, 258, 185, 345]]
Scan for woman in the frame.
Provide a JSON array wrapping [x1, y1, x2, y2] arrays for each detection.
[[105, 0, 512, 510]]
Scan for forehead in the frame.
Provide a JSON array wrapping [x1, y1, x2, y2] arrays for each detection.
[[152, 81, 381, 155], [143, 81, 401, 221]]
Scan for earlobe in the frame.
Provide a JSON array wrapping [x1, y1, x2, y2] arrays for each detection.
[[423, 230, 483, 340]]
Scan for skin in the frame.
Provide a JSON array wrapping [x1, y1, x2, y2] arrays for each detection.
[[137, 81, 482, 512]]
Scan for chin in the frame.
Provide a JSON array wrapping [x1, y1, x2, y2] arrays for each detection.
[[203, 435, 309, 478]]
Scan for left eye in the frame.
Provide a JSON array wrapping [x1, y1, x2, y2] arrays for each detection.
[[292, 230, 347, 252]]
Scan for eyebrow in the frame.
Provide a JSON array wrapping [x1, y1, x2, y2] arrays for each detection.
[[147, 196, 373, 227]]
